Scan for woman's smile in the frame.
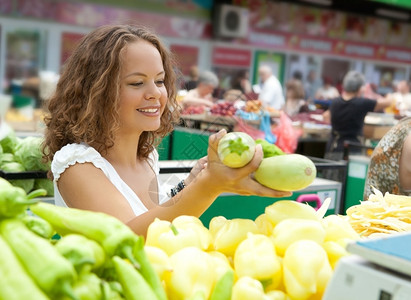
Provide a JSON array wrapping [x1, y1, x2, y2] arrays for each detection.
[[136, 105, 161, 116]]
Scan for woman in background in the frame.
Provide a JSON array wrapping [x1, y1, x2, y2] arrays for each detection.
[[323, 70, 392, 161], [180, 70, 219, 108], [283, 78, 308, 118]]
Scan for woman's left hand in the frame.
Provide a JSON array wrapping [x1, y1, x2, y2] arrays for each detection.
[[185, 156, 207, 186]]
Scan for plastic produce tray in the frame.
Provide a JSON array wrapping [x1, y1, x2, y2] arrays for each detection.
[[0, 170, 48, 180]]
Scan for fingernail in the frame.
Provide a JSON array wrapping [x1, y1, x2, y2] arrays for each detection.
[[217, 128, 227, 137]]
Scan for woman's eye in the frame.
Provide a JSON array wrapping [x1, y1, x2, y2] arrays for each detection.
[[130, 82, 143, 87], [156, 80, 165, 86]]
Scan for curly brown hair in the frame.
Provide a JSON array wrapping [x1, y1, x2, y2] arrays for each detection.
[[42, 24, 180, 163]]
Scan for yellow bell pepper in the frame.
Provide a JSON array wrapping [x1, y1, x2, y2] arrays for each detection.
[[144, 245, 173, 281], [164, 247, 215, 300], [209, 216, 228, 238], [146, 216, 212, 255], [208, 251, 234, 278], [255, 213, 274, 236], [231, 276, 266, 300], [234, 233, 281, 285], [283, 240, 332, 300], [321, 215, 360, 242], [265, 200, 319, 227], [265, 290, 291, 300], [272, 218, 326, 256], [212, 218, 259, 257], [323, 241, 349, 270]]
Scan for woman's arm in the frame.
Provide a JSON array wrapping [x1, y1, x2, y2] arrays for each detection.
[[58, 130, 291, 237], [128, 130, 291, 235], [181, 97, 214, 108], [181, 89, 214, 108], [374, 95, 394, 112]]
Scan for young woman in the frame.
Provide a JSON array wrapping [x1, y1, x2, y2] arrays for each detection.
[[42, 24, 290, 236]]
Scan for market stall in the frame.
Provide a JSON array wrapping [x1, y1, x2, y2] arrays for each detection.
[[1, 102, 411, 300]]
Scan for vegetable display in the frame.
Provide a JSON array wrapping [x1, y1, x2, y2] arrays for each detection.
[[2, 172, 407, 299], [0, 129, 54, 196]]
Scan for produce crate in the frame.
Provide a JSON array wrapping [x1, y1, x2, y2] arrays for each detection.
[[170, 127, 211, 160], [344, 155, 370, 211]]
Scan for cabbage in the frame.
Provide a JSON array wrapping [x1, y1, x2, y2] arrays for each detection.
[[0, 130, 18, 153], [0, 152, 15, 165], [34, 178, 54, 197], [0, 161, 35, 193], [14, 136, 50, 171]]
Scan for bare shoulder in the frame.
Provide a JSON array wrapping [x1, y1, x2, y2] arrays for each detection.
[[58, 162, 135, 222]]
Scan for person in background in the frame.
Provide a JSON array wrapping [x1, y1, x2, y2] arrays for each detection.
[[304, 69, 322, 101], [230, 69, 252, 96], [364, 116, 411, 200], [257, 65, 285, 110], [42, 24, 291, 236], [292, 70, 303, 81], [283, 78, 308, 118], [323, 70, 392, 161], [314, 76, 340, 100], [222, 70, 252, 102], [183, 65, 199, 91], [385, 80, 411, 116], [360, 82, 381, 100], [181, 70, 219, 108]]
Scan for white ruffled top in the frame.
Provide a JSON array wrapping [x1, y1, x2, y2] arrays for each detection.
[[52, 143, 169, 216]]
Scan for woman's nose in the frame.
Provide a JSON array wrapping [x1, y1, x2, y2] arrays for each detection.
[[145, 82, 161, 100]]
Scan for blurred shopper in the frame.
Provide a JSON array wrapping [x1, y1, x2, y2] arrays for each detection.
[[283, 78, 308, 117], [360, 82, 381, 100], [385, 80, 411, 116], [222, 70, 252, 102], [323, 70, 392, 161], [183, 65, 199, 91], [314, 76, 340, 100], [230, 69, 252, 96], [181, 70, 219, 108], [257, 65, 285, 110], [364, 116, 411, 200], [304, 69, 322, 101]]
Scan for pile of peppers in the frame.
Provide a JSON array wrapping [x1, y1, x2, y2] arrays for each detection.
[[0, 175, 362, 300], [0, 177, 167, 300]]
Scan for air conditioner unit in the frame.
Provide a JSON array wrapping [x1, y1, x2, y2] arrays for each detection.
[[214, 4, 249, 39]]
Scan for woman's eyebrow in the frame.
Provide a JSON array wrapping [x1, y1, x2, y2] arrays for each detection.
[[125, 71, 165, 78]]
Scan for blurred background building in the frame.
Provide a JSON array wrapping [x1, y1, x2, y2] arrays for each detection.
[[1, 0, 411, 104]]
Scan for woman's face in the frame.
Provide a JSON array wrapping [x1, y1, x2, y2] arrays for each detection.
[[118, 40, 167, 135]]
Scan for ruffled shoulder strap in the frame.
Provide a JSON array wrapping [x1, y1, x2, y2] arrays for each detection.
[[51, 143, 107, 181], [148, 148, 160, 175]]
